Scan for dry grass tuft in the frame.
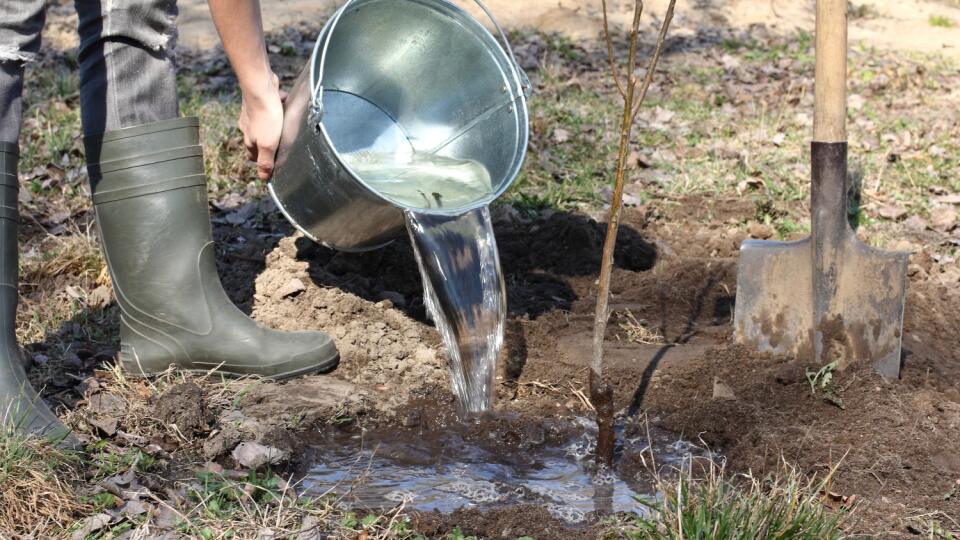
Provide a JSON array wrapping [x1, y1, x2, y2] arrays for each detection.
[[617, 309, 665, 345], [0, 427, 89, 536]]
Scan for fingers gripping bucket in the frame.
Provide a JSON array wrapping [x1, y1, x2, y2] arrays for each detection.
[[270, 0, 530, 251]]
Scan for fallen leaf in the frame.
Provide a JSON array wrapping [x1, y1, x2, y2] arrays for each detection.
[[877, 204, 908, 220], [551, 128, 571, 143], [88, 415, 118, 436], [903, 215, 929, 232], [86, 285, 112, 308], [848, 94, 865, 110], [71, 513, 113, 540], [121, 500, 149, 517], [934, 194, 960, 205], [931, 205, 957, 231]]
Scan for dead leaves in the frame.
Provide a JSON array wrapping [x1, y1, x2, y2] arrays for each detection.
[[930, 204, 957, 231]]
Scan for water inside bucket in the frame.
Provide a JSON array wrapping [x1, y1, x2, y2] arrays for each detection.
[[340, 150, 494, 211]]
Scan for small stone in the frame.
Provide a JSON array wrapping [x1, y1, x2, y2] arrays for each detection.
[[297, 516, 322, 540], [713, 378, 737, 400], [202, 423, 242, 459], [413, 348, 435, 364], [278, 278, 307, 299], [747, 222, 774, 240], [232, 441, 289, 469], [87, 392, 126, 415], [379, 291, 406, 307]]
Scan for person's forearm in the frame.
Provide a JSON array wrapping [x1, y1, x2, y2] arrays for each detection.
[[207, 0, 272, 96]]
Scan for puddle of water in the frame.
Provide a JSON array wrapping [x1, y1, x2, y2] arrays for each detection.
[[301, 418, 702, 524]]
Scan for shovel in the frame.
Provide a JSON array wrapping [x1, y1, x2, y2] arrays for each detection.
[[733, 0, 909, 377]]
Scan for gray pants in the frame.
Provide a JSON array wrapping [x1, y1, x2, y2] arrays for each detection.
[[0, 0, 180, 145]]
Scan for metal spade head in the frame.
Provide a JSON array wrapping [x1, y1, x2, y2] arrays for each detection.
[[734, 143, 909, 377]]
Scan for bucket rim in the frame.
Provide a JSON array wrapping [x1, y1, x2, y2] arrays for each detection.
[[308, 0, 530, 217]]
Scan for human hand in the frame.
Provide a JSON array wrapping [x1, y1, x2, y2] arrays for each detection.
[[238, 71, 287, 180]]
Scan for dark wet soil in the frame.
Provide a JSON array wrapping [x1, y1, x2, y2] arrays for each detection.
[[206, 193, 959, 536]]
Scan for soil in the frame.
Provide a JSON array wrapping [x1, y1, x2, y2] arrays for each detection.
[[152, 194, 958, 537]]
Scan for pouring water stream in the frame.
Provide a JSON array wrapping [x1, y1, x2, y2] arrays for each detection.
[[341, 150, 505, 413]]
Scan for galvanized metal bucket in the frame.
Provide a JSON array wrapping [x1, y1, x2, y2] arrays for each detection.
[[270, 0, 530, 251]]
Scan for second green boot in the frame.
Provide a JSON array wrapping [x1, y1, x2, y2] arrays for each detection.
[[84, 118, 339, 380], [0, 143, 78, 447]]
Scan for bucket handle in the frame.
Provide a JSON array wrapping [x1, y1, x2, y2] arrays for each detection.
[[309, 0, 531, 123]]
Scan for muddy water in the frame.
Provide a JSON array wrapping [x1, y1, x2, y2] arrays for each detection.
[[302, 417, 702, 523], [342, 150, 504, 413]]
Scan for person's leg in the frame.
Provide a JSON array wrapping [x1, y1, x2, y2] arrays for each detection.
[[78, 1, 340, 379], [0, 0, 45, 141], [0, 0, 78, 446], [74, 0, 179, 138]]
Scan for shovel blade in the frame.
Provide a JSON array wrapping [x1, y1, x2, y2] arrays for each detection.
[[733, 236, 908, 377]]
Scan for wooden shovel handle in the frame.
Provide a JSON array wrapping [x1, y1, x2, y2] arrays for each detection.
[[814, 0, 847, 143]]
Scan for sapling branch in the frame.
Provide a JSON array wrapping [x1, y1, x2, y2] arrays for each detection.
[[591, 0, 676, 469]]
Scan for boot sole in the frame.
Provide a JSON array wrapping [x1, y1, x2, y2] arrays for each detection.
[[121, 353, 340, 382]]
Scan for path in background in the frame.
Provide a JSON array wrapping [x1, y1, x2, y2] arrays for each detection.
[[171, 0, 960, 58]]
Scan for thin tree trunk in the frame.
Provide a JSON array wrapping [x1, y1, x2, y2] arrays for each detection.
[[592, 0, 676, 469]]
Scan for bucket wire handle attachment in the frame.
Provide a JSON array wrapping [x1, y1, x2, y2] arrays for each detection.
[[470, 0, 532, 98], [309, 0, 531, 125]]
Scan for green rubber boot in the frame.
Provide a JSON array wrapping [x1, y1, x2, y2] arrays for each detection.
[[84, 118, 339, 380], [0, 143, 78, 447]]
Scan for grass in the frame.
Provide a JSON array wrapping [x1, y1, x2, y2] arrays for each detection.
[[613, 458, 846, 539], [509, 28, 960, 252], [159, 469, 425, 539], [0, 427, 88, 535], [929, 15, 956, 28]]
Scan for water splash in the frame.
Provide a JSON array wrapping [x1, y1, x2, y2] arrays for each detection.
[[406, 208, 505, 413]]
